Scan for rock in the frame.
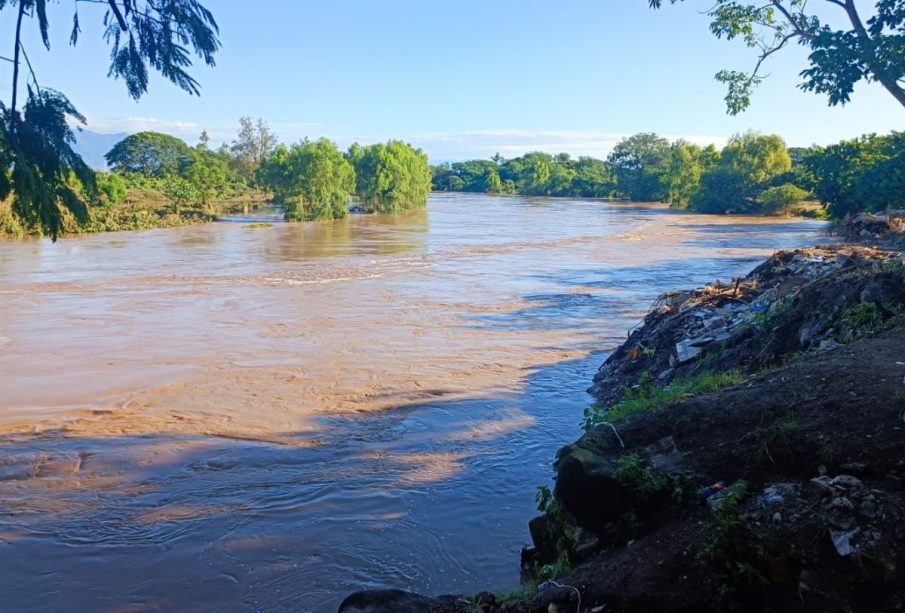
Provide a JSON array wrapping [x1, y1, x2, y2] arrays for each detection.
[[644, 436, 684, 473], [830, 474, 863, 490], [529, 515, 557, 564], [830, 496, 855, 511], [573, 527, 602, 561], [810, 476, 835, 494], [338, 589, 452, 613], [554, 443, 634, 535], [554, 433, 686, 536], [818, 339, 841, 352]]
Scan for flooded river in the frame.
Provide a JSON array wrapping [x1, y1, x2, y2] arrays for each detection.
[[0, 193, 828, 611]]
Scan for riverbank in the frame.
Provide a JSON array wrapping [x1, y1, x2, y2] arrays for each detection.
[[341, 218, 905, 612], [0, 190, 269, 239]]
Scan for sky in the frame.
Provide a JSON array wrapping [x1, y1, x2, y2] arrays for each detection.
[[1, 1, 903, 161]]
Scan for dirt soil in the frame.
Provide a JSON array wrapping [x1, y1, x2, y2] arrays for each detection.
[[543, 327, 905, 613]]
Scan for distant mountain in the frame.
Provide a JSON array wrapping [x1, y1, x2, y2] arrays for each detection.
[[72, 130, 129, 170]]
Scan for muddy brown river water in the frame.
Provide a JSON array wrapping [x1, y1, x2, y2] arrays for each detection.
[[0, 193, 828, 611]]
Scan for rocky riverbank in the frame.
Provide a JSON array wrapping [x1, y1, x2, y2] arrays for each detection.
[[340, 227, 905, 612]]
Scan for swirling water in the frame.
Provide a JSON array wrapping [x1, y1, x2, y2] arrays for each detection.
[[0, 194, 828, 611]]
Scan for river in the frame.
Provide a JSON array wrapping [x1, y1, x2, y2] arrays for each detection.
[[0, 193, 828, 611]]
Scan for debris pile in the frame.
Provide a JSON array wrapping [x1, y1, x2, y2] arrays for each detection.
[[843, 212, 905, 241], [589, 246, 905, 406]]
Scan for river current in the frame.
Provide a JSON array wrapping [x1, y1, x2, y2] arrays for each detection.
[[0, 193, 828, 611]]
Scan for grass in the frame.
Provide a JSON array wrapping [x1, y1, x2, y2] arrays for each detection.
[[583, 370, 744, 430], [789, 201, 830, 220], [615, 453, 667, 496], [1, 197, 220, 238], [835, 301, 905, 343]]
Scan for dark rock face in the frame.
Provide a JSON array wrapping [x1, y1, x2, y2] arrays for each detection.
[[338, 589, 457, 613], [554, 433, 685, 537]]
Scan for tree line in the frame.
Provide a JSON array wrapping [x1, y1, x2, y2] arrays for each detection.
[[431, 130, 905, 219], [100, 119, 431, 222]]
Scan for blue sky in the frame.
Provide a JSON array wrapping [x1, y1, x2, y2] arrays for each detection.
[[3, 1, 902, 160]]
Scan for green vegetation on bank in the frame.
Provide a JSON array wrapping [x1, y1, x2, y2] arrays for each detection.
[[1, 115, 431, 236], [433, 130, 905, 219], [582, 370, 744, 431], [431, 152, 617, 198]]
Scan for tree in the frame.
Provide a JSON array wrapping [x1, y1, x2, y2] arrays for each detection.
[[513, 152, 553, 195], [803, 132, 905, 217], [230, 116, 278, 186], [258, 139, 355, 221], [185, 149, 231, 209], [661, 140, 711, 208], [649, 0, 905, 113], [352, 141, 431, 213], [95, 172, 128, 207], [571, 156, 618, 198], [1, 0, 219, 239], [693, 132, 793, 213], [758, 183, 810, 214], [105, 132, 195, 177], [607, 133, 670, 201], [483, 167, 504, 193]]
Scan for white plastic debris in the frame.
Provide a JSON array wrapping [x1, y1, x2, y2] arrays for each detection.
[[830, 528, 860, 556]]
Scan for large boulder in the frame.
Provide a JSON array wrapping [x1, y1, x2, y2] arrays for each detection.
[[554, 429, 687, 537], [338, 589, 459, 613]]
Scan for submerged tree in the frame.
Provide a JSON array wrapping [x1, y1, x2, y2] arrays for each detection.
[[0, 0, 220, 239], [649, 0, 905, 113], [352, 141, 431, 213], [258, 139, 355, 221]]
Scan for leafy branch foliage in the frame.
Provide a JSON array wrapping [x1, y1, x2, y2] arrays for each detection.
[[649, 0, 905, 113], [0, 0, 220, 239]]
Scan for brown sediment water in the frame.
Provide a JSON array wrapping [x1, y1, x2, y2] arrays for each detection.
[[0, 194, 829, 611]]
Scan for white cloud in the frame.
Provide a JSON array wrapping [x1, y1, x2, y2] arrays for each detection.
[[81, 115, 324, 147], [83, 115, 215, 141]]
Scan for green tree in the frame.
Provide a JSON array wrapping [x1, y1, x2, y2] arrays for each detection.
[[259, 139, 354, 221], [1, 0, 219, 239], [514, 152, 553, 195], [185, 149, 231, 208], [571, 156, 618, 197], [483, 167, 504, 193], [257, 144, 292, 199], [693, 132, 793, 213], [229, 116, 277, 186], [804, 132, 905, 217], [607, 133, 671, 201], [105, 132, 195, 177], [649, 0, 905, 113], [95, 172, 128, 207], [352, 141, 431, 213], [758, 183, 810, 214], [661, 140, 709, 208]]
